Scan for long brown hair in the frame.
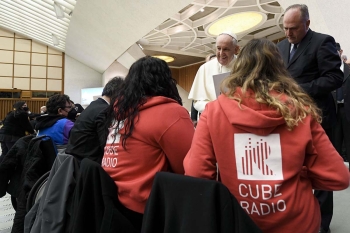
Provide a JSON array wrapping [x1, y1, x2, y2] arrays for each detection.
[[222, 38, 321, 130]]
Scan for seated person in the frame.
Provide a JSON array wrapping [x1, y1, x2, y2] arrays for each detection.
[[35, 94, 74, 147], [67, 100, 85, 122], [102, 56, 195, 231], [184, 38, 349, 233], [66, 77, 125, 163]]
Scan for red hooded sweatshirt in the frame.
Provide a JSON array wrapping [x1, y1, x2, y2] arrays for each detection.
[[184, 89, 349, 233], [102, 96, 194, 213]]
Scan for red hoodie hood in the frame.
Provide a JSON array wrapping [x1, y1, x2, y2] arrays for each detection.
[[217, 88, 286, 136], [138, 96, 181, 111]]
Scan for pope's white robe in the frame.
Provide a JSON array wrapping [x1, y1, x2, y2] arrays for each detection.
[[188, 58, 235, 112]]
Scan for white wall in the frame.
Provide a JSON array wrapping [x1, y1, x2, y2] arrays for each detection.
[[278, 0, 350, 55], [102, 43, 146, 85], [177, 84, 191, 112], [102, 61, 128, 85], [64, 55, 102, 104]]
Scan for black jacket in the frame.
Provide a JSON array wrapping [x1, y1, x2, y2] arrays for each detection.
[[35, 114, 66, 130], [28, 153, 80, 233], [10, 136, 56, 233], [141, 172, 262, 233], [341, 63, 350, 121], [277, 29, 343, 129], [66, 98, 109, 163], [0, 111, 34, 139], [69, 158, 138, 233], [0, 135, 35, 198]]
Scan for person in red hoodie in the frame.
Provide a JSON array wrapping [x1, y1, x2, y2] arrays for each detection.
[[184, 38, 349, 233], [102, 56, 195, 231]]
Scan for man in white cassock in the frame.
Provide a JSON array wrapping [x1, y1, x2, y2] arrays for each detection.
[[188, 32, 239, 113]]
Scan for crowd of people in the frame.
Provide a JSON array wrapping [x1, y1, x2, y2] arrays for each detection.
[[0, 3, 349, 233]]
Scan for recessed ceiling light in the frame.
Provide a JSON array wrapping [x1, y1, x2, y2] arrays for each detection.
[[206, 12, 266, 36], [152, 55, 175, 63], [200, 8, 204, 12]]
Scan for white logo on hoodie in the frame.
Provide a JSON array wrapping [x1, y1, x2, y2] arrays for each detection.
[[235, 134, 283, 181]]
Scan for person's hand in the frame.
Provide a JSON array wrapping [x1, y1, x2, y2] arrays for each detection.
[[40, 106, 47, 114]]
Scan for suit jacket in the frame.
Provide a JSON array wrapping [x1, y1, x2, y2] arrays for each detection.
[[333, 63, 350, 123], [277, 29, 343, 129], [339, 62, 350, 121], [65, 98, 109, 164]]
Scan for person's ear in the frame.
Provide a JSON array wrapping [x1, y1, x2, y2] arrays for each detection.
[[234, 45, 240, 55], [306, 19, 310, 28], [57, 107, 64, 115]]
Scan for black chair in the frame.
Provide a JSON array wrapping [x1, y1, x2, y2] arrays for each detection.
[[10, 135, 58, 232], [141, 172, 262, 233], [26, 171, 50, 212], [13, 135, 57, 212]]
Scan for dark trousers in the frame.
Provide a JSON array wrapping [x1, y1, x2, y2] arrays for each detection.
[[334, 104, 350, 164], [314, 126, 334, 231], [118, 204, 143, 232]]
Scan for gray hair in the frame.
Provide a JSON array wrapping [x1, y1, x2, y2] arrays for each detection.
[[285, 4, 309, 22]]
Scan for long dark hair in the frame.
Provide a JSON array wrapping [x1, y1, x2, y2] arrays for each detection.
[[106, 56, 182, 148]]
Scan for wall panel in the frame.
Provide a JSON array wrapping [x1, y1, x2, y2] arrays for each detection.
[[0, 99, 47, 120], [0, 37, 14, 50], [0, 27, 64, 96], [177, 62, 203, 93], [0, 50, 13, 63]]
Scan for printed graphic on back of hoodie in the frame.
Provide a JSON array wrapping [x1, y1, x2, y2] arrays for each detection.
[[235, 134, 283, 181]]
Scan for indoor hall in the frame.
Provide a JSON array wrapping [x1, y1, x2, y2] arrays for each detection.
[[1, 0, 350, 232]]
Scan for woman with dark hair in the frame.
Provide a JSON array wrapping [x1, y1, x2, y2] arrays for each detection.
[[35, 94, 74, 147], [184, 38, 349, 233], [102, 56, 194, 230], [0, 101, 34, 156]]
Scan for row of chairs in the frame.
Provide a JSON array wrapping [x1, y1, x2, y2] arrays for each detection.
[[0, 135, 57, 233], [1, 135, 262, 233]]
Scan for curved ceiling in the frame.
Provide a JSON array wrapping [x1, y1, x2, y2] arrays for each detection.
[[142, 0, 285, 64], [0, 0, 75, 51], [0, 0, 286, 71]]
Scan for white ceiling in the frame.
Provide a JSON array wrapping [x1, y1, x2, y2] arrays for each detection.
[[0, 0, 75, 51], [64, 0, 193, 72], [0, 0, 287, 71], [142, 0, 285, 59]]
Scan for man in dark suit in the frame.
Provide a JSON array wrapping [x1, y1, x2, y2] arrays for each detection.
[[65, 77, 124, 164], [334, 42, 350, 165], [277, 4, 343, 233]]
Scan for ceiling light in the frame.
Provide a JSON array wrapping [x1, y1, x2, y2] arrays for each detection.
[[53, 2, 65, 19], [152, 55, 175, 63], [206, 12, 266, 36], [52, 34, 60, 46], [200, 8, 204, 12]]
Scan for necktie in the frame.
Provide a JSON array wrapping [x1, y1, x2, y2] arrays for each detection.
[[289, 43, 298, 61]]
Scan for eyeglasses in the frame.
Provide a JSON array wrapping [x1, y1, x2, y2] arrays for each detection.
[[62, 105, 72, 109]]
